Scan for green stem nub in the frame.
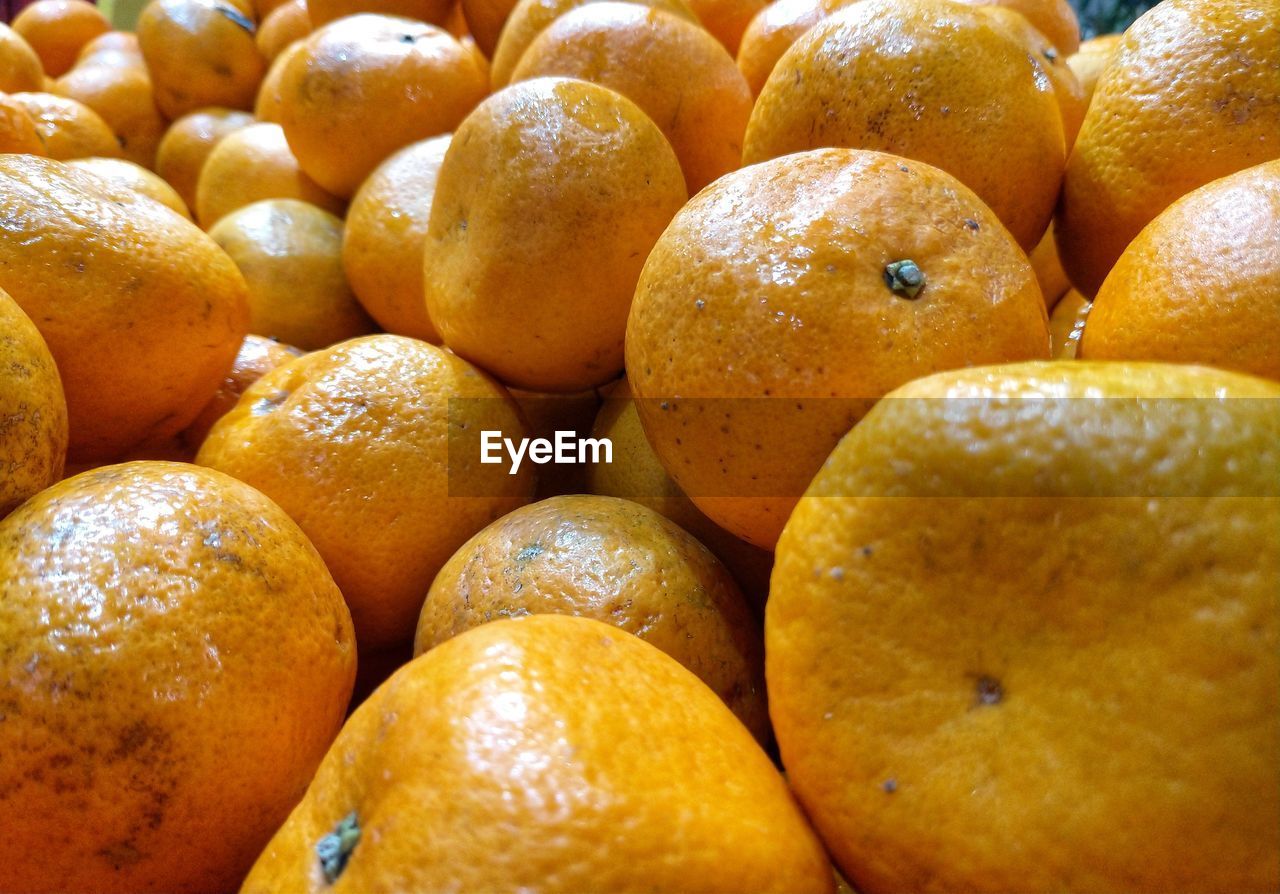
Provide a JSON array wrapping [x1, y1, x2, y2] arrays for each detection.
[[317, 812, 361, 885], [884, 259, 925, 298]]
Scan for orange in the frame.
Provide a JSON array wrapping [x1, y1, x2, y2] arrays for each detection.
[[7, 90, 121, 159], [415, 493, 769, 740], [343, 134, 450, 342], [0, 92, 45, 153], [54, 52, 168, 167], [1056, 0, 1280, 296], [509, 2, 751, 193], [743, 0, 1064, 250], [626, 148, 1050, 549], [195, 121, 344, 228], [255, 0, 310, 59], [0, 155, 248, 462], [242, 614, 835, 893], [209, 198, 377, 350], [1080, 160, 1280, 381], [74, 29, 143, 67], [735, 0, 846, 96], [508, 385, 603, 498], [252, 35, 299, 122], [1048, 287, 1088, 358], [587, 378, 774, 612], [154, 107, 255, 212], [460, 0, 517, 54], [954, 0, 1079, 54], [309, 0, 451, 25], [767, 360, 1280, 893], [683, 0, 766, 54], [66, 156, 192, 218], [488, 0, 697, 89], [0, 289, 67, 517], [424, 77, 687, 392], [0, 23, 45, 92], [277, 15, 487, 198], [1029, 220, 1070, 308], [11, 0, 110, 77], [1065, 32, 1120, 105], [138, 0, 267, 119], [196, 334, 535, 649], [0, 461, 356, 894], [182, 334, 304, 450]]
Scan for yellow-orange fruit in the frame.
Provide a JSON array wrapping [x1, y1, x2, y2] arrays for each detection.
[[252, 36, 300, 121], [66, 156, 192, 217], [0, 23, 45, 92], [53, 62, 167, 168], [12, 0, 110, 77], [735, 0, 845, 96], [1065, 32, 1120, 105], [181, 334, 303, 450], [9, 90, 121, 159], [255, 0, 310, 59], [1048, 287, 1088, 358], [954, 0, 1079, 54], [0, 92, 46, 153], [308, 0, 452, 25], [154, 107, 256, 211], [683, 0, 766, 54]]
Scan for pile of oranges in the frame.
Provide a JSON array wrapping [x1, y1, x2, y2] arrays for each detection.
[[0, 0, 1276, 889]]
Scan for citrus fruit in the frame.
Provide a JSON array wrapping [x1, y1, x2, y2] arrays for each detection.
[[11, 0, 110, 78], [1065, 31, 1120, 104], [196, 334, 535, 649], [0, 23, 45, 92], [460, 0, 517, 54], [0, 93, 45, 153], [209, 198, 376, 350], [743, 0, 1064, 249], [308, 0, 451, 25], [1029, 221, 1070, 308], [0, 154, 249, 462], [683, 0, 766, 54], [0, 461, 356, 894], [154, 107, 256, 212], [415, 493, 769, 740], [242, 614, 835, 893], [1080, 160, 1280, 381], [54, 61, 168, 168], [626, 148, 1050, 549], [8, 90, 121, 159], [255, 0, 310, 59], [767, 360, 1280, 893], [955, 0, 1079, 54], [67, 156, 192, 218], [182, 334, 304, 450], [424, 77, 687, 392], [1048, 287, 1088, 358], [735, 0, 845, 96], [251, 35, 299, 121], [74, 29, 143, 67], [342, 134, 450, 342]]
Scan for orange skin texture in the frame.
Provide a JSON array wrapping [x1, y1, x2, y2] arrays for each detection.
[[1029, 221, 1069, 308], [277, 15, 488, 198], [343, 134, 450, 342], [0, 24, 46, 92], [1047, 287, 1088, 357], [0, 462, 356, 894], [8, 90, 121, 159], [195, 122, 344, 228], [1065, 32, 1119, 105], [1080, 160, 1280, 381], [54, 62, 168, 168], [414, 493, 769, 741], [11, 0, 110, 77], [509, 3, 751, 193], [252, 38, 299, 121], [953, 0, 1079, 54], [0, 155, 250, 462], [0, 289, 67, 517], [182, 333, 303, 450], [743, 0, 1064, 251], [196, 334, 535, 650], [767, 361, 1280, 893], [75, 29, 144, 67], [155, 107, 255, 211], [1056, 0, 1280, 296], [735, 0, 849, 96], [587, 379, 774, 613], [210, 199, 377, 350], [683, 0, 766, 54], [0, 93, 46, 153], [138, 0, 267, 119], [66, 156, 193, 218], [489, 0, 696, 89], [256, 0, 310, 59], [424, 77, 687, 392], [308, 0, 451, 25], [626, 148, 1050, 549], [242, 614, 835, 894], [460, 0, 518, 54]]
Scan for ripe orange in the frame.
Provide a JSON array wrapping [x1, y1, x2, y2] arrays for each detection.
[[182, 334, 304, 450], [195, 121, 344, 228], [252, 36, 300, 121], [11, 0, 110, 77], [509, 2, 752, 193], [0, 92, 45, 153], [308, 0, 451, 25], [1029, 220, 1070, 308], [1065, 31, 1120, 105], [0, 289, 67, 517], [138, 0, 267, 119], [1056, 0, 1280, 295], [343, 134, 450, 342], [1080, 160, 1280, 381], [66, 156, 192, 218], [255, 0, 310, 59], [242, 615, 835, 893], [424, 77, 687, 392], [209, 198, 376, 350], [683, 0, 766, 54], [0, 23, 45, 92], [0, 461, 356, 894], [735, 0, 845, 96], [277, 14, 488, 197], [196, 335, 535, 649], [767, 360, 1280, 893], [744, 0, 1064, 250], [154, 107, 255, 212], [954, 0, 1079, 54], [489, 0, 697, 89], [53, 62, 168, 168], [1048, 287, 1088, 357], [0, 155, 248, 462], [415, 493, 769, 740], [7, 90, 120, 159], [460, 0, 517, 54], [74, 29, 143, 68], [626, 148, 1050, 549]]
